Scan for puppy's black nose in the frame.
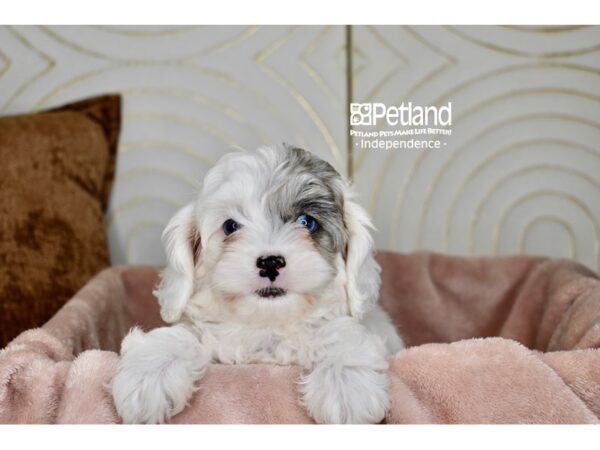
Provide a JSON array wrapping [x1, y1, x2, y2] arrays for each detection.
[[257, 255, 286, 282]]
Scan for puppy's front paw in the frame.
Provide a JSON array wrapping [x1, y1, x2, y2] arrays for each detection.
[[299, 364, 390, 424], [111, 361, 179, 424], [110, 326, 209, 424]]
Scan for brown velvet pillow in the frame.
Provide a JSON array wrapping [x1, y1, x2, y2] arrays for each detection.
[[0, 95, 121, 347]]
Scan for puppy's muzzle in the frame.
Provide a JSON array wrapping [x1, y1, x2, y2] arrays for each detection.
[[256, 255, 286, 282]]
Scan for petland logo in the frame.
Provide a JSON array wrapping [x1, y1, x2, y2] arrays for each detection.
[[350, 102, 452, 127], [349, 102, 453, 151]]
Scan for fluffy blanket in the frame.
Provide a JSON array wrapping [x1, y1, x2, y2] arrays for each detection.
[[1, 251, 599, 423]]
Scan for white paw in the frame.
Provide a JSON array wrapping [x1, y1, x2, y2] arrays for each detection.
[[299, 364, 390, 424], [110, 326, 209, 424]]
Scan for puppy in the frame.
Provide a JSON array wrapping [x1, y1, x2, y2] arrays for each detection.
[[110, 144, 404, 424]]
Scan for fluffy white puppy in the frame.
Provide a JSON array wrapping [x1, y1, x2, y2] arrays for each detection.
[[110, 144, 404, 424]]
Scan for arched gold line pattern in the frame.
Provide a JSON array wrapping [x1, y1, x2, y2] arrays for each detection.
[[38, 25, 260, 63], [0, 48, 11, 78], [118, 141, 216, 167], [182, 61, 310, 149], [388, 147, 429, 247], [107, 196, 182, 227], [125, 87, 245, 121], [31, 61, 293, 143], [475, 169, 600, 243], [124, 221, 165, 263], [400, 59, 451, 103], [33, 62, 265, 109], [92, 25, 202, 37], [433, 62, 600, 106], [469, 177, 600, 263], [29, 58, 307, 151], [178, 62, 274, 108], [518, 215, 577, 259], [374, 65, 600, 227], [24, 28, 311, 150], [445, 25, 600, 58], [254, 26, 343, 165], [355, 26, 456, 174], [98, 25, 258, 55], [2, 26, 56, 112], [359, 26, 456, 188], [501, 26, 590, 34], [386, 113, 598, 248], [400, 26, 456, 99], [115, 168, 201, 190], [490, 190, 600, 269], [444, 139, 600, 249], [362, 26, 408, 103], [416, 113, 600, 247], [456, 87, 600, 122], [366, 25, 408, 64], [123, 87, 271, 144], [123, 113, 239, 148], [4, 25, 597, 267], [33, 66, 122, 109], [299, 26, 341, 106], [351, 46, 368, 78], [197, 26, 259, 56], [39, 26, 101, 58], [363, 69, 400, 104], [382, 50, 600, 238]]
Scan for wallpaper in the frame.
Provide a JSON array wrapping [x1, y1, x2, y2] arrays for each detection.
[[352, 26, 600, 271], [1, 25, 598, 270]]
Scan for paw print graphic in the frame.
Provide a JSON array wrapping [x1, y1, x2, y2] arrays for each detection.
[[350, 103, 372, 126]]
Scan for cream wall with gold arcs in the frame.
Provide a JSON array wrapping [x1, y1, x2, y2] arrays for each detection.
[[0, 25, 347, 264], [351, 26, 600, 272], [0, 26, 599, 272]]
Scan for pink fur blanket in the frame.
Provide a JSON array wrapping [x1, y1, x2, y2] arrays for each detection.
[[1, 251, 599, 423]]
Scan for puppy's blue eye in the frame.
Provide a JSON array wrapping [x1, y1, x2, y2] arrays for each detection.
[[295, 214, 318, 234], [223, 219, 241, 236]]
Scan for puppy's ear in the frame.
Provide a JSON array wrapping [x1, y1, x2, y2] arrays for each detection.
[[153, 202, 201, 323], [342, 186, 381, 319]]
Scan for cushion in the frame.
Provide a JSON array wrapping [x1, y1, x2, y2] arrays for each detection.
[[0, 95, 121, 347], [0, 251, 599, 423]]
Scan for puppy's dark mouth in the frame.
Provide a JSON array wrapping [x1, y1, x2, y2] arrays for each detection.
[[255, 287, 287, 298]]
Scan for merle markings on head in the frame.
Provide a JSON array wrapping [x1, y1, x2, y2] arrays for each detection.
[[154, 144, 380, 325]]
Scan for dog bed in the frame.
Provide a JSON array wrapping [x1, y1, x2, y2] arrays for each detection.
[[1, 251, 599, 423]]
